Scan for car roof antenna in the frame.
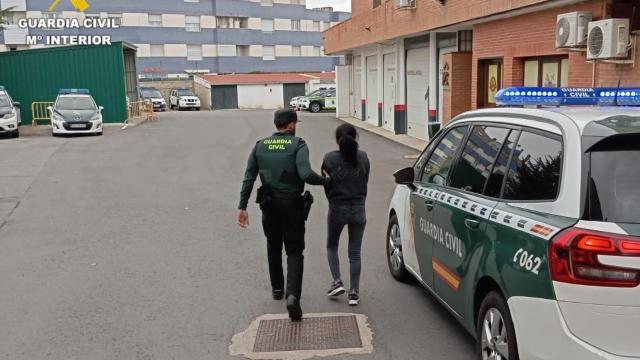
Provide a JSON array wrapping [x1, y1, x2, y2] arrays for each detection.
[[614, 76, 622, 106]]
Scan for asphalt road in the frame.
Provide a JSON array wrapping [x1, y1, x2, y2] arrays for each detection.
[[0, 111, 476, 360]]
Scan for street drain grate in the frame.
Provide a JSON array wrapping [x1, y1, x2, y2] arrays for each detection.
[[252, 315, 362, 352]]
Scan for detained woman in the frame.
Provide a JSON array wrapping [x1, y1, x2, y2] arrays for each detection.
[[321, 124, 370, 306]]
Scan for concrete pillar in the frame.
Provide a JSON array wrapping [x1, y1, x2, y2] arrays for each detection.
[[428, 32, 439, 138], [395, 39, 407, 135], [336, 65, 350, 118], [361, 52, 367, 121], [377, 44, 384, 127]]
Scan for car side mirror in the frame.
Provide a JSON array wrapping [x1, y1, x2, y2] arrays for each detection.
[[13, 101, 20, 107], [429, 173, 446, 186], [394, 167, 415, 186], [46, 106, 53, 112], [99, 106, 104, 111]]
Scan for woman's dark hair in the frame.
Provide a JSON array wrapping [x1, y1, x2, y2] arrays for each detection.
[[335, 123, 359, 164]]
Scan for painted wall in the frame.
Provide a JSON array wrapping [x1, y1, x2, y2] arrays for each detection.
[[237, 84, 285, 109], [325, 0, 562, 54], [471, 0, 605, 108]]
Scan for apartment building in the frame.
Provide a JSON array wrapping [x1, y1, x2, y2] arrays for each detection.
[[0, 0, 350, 77], [324, 0, 640, 141]]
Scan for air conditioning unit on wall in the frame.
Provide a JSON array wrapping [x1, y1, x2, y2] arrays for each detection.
[[395, 0, 416, 10], [556, 11, 592, 48], [588, 19, 631, 60]]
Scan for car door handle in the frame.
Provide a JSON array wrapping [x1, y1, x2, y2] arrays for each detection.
[[425, 200, 434, 212], [465, 218, 480, 230]]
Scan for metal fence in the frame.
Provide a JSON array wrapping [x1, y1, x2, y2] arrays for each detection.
[[31, 102, 54, 126], [127, 100, 156, 123]]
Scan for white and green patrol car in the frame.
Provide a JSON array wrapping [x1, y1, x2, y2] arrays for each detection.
[[0, 86, 21, 138], [387, 87, 640, 360]]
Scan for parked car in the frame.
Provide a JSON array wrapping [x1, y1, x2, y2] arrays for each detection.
[[49, 89, 103, 136], [289, 88, 334, 110], [170, 88, 201, 111], [0, 86, 21, 138], [139, 87, 167, 112], [387, 87, 640, 360], [299, 88, 336, 113]]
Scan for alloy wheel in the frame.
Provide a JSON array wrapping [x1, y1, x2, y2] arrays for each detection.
[[388, 223, 403, 272], [480, 308, 510, 360]]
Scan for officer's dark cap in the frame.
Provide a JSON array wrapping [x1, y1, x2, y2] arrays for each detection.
[[274, 109, 298, 128]]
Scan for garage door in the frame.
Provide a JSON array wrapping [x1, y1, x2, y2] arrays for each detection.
[[212, 85, 238, 110], [283, 83, 306, 107], [366, 55, 378, 126], [383, 53, 396, 131], [353, 56, 362, 119], [406, 47, 430, 140]]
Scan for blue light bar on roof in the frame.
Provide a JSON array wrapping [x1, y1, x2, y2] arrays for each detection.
[[495, 87, 640, 107], [59, 88, 90, 95]]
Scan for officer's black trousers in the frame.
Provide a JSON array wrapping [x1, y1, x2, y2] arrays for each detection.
[[261, 193, 305, 299]]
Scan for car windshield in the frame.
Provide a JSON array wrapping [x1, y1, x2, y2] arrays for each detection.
[[0, 95, 11, 108], [176, 89, 195, 96], [586, 134, 640, 224], [141, 89, 163, 98], [307, 90, 327, 97], [56, 96, 97, 110]]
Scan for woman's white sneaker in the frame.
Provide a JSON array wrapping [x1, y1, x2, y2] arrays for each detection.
[[327, 280, 346, 297], [348, 290, 359, 306]]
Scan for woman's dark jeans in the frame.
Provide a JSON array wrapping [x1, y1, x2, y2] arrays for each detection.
[[327, 202, 366, 291]]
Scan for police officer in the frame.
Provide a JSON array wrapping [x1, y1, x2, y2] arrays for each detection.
[[237, 109, 329, 322]]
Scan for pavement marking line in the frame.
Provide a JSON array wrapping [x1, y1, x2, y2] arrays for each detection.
[[229, 312, 373, 360]]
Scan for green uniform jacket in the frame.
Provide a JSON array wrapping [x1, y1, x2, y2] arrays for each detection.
[[238, 131, 328, 210]]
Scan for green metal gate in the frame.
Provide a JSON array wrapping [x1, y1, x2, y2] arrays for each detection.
[[283, 83, 306, 107], [0, 42, 137, 123]]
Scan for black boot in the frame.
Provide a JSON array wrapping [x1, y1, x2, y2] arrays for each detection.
[[286, 295, 302, 322]]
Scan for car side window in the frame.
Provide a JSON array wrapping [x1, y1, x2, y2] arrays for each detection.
[[449, 126, 511, 194], [419, 125, 468, 186], [484, 130, 519, 198], [503, 130, 563, 201]]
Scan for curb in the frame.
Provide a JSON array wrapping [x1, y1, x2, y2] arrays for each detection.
[[336, 116, 427, 151]]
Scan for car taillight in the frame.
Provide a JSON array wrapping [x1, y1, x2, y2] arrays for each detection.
[[549, 227, 640, 288]]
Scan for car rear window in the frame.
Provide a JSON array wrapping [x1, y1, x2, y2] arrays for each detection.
[[586, 134, 640, 224], [503, 130, 563, 201]]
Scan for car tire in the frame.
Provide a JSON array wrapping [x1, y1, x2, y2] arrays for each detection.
[[387, 214, 411, 282], [310, 102, 321, 113], [476, 291, 519, 360], [11, 128, 19, 138], [196, 107, 200, 111], [178, 106, 182, 111]]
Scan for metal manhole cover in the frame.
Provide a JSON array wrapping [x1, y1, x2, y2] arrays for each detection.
[[253, 315, 362, 352]]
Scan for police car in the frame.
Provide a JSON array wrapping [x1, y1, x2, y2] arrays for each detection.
[[387, 87, 639, 360], [0, 86, 21, 138], [289, 88, 334, 110], [299, 88, 336, 113], [169, 88, 200, 111], [48, 89, 104, 136]]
